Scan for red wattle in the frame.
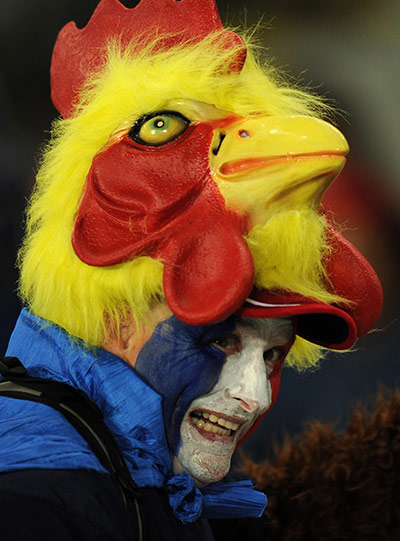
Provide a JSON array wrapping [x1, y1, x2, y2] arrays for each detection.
[[163, 193, 253, 325]]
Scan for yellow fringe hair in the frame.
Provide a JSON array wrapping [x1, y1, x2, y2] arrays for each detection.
[[19, 32, 341, 370]]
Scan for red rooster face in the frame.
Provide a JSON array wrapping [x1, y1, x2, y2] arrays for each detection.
[[72, 99, 349, 325]]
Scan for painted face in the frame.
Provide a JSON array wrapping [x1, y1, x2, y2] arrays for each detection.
[[134, 315, 294, 485], [173, 317, 294, 486], [134, 315, 236, 454]]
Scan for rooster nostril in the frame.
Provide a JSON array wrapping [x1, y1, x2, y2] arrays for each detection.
[[239, 129, 250, 138], [212, 132, 226, 156]]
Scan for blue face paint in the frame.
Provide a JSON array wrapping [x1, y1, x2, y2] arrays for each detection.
[[134, 315, 236, 455]]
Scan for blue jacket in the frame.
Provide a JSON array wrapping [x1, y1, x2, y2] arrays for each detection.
[[0, 310, 266, 539]]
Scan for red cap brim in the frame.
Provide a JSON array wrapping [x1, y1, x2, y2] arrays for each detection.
[[236, 290, 357, 350]]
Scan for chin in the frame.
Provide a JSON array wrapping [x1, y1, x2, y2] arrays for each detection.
[[174, 450, 232, 486], [173, 409, 252, 486]]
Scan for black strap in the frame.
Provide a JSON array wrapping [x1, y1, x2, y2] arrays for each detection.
[[0, 356, 144, 541]]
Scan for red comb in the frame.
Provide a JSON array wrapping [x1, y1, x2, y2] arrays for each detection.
[[51, 0, 247, 118]]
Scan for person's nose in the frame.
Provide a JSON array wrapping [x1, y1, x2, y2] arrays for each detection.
[[226, 352, 271, 414]]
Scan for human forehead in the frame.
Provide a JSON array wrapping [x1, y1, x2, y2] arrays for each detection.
[[234, 316, 294, 345]]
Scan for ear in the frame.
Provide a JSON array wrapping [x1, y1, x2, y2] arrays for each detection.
[[102, 303, 173, 366], [102, 323, 140, 367]]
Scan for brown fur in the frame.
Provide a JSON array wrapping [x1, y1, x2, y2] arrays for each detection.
[[241, 391, 400, 539]]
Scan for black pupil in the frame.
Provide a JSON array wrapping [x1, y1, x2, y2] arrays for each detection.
[[263, 349, 274, 361], [155, 119, 165, 128]]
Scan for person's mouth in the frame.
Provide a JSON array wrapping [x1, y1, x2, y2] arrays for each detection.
[[189, 410, 246, 440]]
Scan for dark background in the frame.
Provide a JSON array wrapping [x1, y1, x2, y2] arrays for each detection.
[[1, 0, 399, 460]]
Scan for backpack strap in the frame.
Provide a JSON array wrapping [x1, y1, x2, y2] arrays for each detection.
[[0, 356, 144, 541]]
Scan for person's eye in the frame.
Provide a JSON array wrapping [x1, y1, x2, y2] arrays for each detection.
[[263, 347, 284, 365], [129, 111, 190, 146], [210, 334, 241, 355]]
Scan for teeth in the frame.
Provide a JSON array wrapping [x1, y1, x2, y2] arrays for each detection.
[[191, 411, 240, 435], [216, 418, 240, 431], [191, 416, 231, 436]]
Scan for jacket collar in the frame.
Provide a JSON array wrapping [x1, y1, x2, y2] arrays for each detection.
[[6, 308, 171, 487]]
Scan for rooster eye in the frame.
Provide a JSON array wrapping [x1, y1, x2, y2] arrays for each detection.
[[129, 111, 190, 146]]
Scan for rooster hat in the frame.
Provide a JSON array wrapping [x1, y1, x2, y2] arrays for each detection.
[[19, 0, 382, 370]]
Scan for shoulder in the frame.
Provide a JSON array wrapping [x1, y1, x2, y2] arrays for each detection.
[[0, 468, 134, 540], [0, 396, 106, 472]]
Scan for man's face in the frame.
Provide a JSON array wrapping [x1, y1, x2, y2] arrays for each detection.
[[172, 317, 294, 485], [134, 315, 294, 485]]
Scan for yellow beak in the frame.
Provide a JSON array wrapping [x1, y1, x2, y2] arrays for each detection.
[[210, 115, 349, 225]]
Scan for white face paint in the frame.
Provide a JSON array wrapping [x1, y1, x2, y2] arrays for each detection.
[[172, 316, 294, 486]]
